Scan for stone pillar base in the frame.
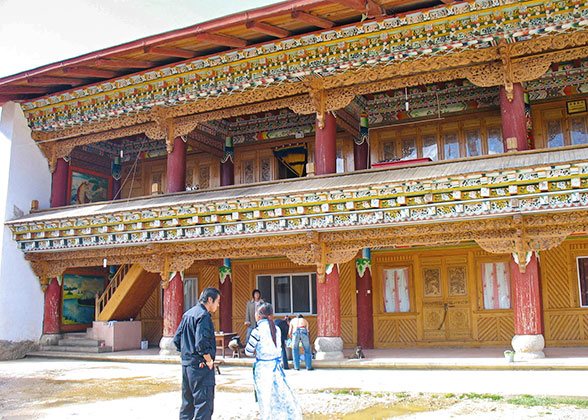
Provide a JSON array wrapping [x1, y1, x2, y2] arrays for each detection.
[[512, 334, 545, 360], [159, 336, 178, 356], [40, 334, 62, 346], [314, 336, 344, 360]]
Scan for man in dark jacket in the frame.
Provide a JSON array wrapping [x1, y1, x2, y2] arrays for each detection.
[[174, 287, 221, 420], [274, 315, 291, 370]]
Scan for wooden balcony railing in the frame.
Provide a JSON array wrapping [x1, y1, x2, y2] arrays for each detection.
[[95, 264, 131, 320]]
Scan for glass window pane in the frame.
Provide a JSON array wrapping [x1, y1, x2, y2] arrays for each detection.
[[336, 147, 345, 173], [311, 273, 317, 314], [382, 140, 396, 161], [547, 119, 565, 148], [579, 258, 588, 307], [274, 275, 291, 313], [383, 268, 410, 313], [481, 262, 511, 310], [465, 129, 482, 157], [292, 275, 310, 313], [570, 116, 588, 145], [443, 132, 460, 159], [257, 275, 272, 305], [183, 277, 198, 312], [487, 127, 504, 154], [422, 134, 438, 161], [401, 138, 417, 159]]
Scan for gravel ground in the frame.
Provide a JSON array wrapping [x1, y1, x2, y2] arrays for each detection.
[[1, 358, 588, 419]]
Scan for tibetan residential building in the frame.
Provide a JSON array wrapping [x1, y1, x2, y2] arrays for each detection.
[[1, 0, 588, 360]]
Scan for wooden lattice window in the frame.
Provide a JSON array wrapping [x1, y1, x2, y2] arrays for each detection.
[[382, 268, 411, 313], [578, 257, 588, 307]]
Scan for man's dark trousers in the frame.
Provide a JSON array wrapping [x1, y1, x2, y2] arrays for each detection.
[[180, 364, 214, 420]]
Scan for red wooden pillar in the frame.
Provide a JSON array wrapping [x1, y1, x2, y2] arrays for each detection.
[[356, 249, 374, 349], [162, 273, 184, 338], [500, 83, 528, 152], [315, 112, 337, 175], [41, 158, 69, 345], [353, 113, 369, 171], [315, 264, 344, 359], [510, 253, 545, 359], [160, 137, 187, 354], [220, 137, 234, 187], [219, 259, 233, 333], [166, 136, 186, 193], [50, 158, 69, 208], [42, 277, 61, 336]]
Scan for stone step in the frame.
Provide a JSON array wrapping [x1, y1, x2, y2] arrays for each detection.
[[58, 338, 103, 347], [61, 332, 88, 339], [40, 344, 112, 353]]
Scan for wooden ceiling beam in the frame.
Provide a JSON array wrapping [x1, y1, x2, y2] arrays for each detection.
[[291, 10, 334, 29], [0, 86, 51, 94], [63, 67, 119, 79], [185, 133, 224, 158], [194, 32, 248, 48], [93, 58, 154, 69], [26, 76, 81, 86], [335, 109, 359, 138], [145, 46, 196, 59], [332, 0, 385, 17], [245, 21, 290, 38]]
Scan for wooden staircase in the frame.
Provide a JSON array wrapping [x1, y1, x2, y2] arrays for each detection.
[[95, 263, 160, 322]]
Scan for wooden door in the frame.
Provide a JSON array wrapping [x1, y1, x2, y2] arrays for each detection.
[[421, 256, 471, 341]]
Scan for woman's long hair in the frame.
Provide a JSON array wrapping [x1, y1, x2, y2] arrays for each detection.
[[257, 303, 277, 347]]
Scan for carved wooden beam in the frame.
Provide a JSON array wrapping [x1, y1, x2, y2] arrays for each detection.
[[63, 67, 119, 79], [291, 10, 334, 29], [185, 130, 224, 158], [332, 0, 385, 17], [194, 33, 248, 48], [94, 58, 154, 69], [335, 108, 360, 138], [0, 86, 51, 94], [145, 46, 195, 59], [246, 21, 290, 38], [27, 76, 81, 86]]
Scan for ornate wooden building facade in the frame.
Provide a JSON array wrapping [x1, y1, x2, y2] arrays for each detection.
[[2, 0, 588, 359]]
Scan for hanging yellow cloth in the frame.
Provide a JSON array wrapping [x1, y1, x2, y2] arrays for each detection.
[[273, 143, 307, 177]]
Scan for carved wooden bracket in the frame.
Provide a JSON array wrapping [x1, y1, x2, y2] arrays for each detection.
[[138, 252, 195, 288], [29, 260, 67, 292], [475, 215, 570, 273]]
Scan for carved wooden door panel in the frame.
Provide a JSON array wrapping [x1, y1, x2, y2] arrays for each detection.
[[421, 256, 471, 341]]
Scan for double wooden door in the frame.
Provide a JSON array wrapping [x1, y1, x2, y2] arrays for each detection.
[[421, 256, 472, 341]]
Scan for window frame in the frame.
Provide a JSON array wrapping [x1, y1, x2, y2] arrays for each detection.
[[576, 256, 588, 308], [480, 261, 512, 310], [256, 272, 317, 315]]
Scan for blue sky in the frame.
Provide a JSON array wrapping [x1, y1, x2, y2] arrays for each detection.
[[0, 0, 277, 78]]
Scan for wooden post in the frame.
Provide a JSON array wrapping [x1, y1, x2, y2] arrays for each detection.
[[356, 249, 374, 349], [166, 136, 186, 193], [500, 83, 528, 152], [220, 137, 234, 187], [315, 264, 344, 359], [315, 112, 337, 175], [353, 113, 369, 171], [50, 158, 69, 208], [219, 259, 233, 333]]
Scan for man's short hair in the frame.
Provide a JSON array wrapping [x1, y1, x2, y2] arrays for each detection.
[[252, 289, 261, 298], [199, 287, 221, 304]]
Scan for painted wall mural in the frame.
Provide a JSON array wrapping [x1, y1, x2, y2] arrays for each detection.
[[62, 272, 106, 325], [68, 167, 111, 205]]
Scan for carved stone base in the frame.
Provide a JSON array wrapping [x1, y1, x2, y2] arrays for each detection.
[[512, 334, 545, 360], [159, 336, 178, 356], [314, 336, 344, 360], [39, 334, 62, 346]]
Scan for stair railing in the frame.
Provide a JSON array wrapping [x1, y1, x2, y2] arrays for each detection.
[[95, 264, 131, 320]]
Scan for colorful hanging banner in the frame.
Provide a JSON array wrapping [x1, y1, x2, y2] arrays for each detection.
[[273, 143, 307, 177]]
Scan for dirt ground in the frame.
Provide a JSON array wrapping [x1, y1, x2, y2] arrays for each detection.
[[1, 358, 588, 419]]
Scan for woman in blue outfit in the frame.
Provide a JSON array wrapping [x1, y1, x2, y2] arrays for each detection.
[[245, 303, 302, 420], [288, 314, 313, 371]]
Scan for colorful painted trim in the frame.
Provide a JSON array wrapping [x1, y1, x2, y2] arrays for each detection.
[[22, 0, 588, 134], [9, 159, 588, 253]]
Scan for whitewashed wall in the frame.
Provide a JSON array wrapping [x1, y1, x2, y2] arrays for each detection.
[[0, 102, 51, 342]]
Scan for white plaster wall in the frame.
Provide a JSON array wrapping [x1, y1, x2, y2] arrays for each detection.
[[0, 103, 51, 341]]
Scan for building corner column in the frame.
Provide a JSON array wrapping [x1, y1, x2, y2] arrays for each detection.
[[356, 249, 374, 349], [166, 136, 187, 193], [511, 252, 545, 360], [314, 264, 344, 360], [315, 112, 337, 175], [219, 259, 233, 333], [40, 277, 62, 346], [160, 272, 184, 355]]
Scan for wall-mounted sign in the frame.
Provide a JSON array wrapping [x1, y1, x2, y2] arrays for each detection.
[[567, 99, 587, 115]]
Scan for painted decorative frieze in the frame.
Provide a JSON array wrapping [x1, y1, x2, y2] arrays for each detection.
[[8, 158, 588, 253], [22, 0, 588, 134]]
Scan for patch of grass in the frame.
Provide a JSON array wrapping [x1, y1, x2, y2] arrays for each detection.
[[459, 393, 503, 401], [395, 392, 409, 399], [507, 395, 588, 409], [444, 393, 456, 399]]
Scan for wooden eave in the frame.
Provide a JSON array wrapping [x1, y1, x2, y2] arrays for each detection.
[[0, 0, 440, 105]]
